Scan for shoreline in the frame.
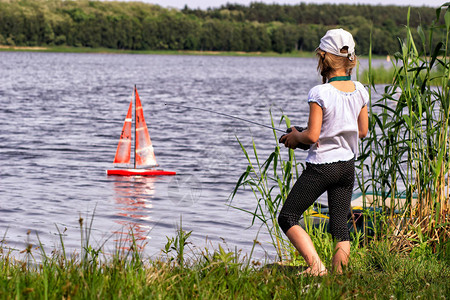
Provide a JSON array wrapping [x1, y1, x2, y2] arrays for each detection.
[[0, 45, 388, 61], [0, 45, 315, 57]]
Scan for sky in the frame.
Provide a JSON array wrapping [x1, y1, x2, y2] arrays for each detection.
[[137, 0, 446, 10]]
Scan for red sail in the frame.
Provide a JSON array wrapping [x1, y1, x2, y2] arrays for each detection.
[[135, 88, 158, 168], [113, 99, 133, 166]]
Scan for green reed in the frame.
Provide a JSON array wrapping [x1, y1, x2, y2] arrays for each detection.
[[356, 6, 450, 252], [229, 112, 303, 262]]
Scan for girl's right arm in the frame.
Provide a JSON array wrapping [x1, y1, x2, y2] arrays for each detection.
[[280, 102, 322, 148], [301, 102, 322, 144]]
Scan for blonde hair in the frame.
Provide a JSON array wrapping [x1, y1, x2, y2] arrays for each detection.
[[316, 47, 357, 84]]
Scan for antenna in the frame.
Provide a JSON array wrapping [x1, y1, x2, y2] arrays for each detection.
[[164, 103, 285, 133]]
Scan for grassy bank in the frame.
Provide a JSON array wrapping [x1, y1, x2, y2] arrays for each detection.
[[1, 228, 449, 299], [359, 63, 448, 85], [359, 64, 396, 85], [0, 45, 388, 59]]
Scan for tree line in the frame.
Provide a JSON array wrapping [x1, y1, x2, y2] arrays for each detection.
[[0, 0, 444, 54]]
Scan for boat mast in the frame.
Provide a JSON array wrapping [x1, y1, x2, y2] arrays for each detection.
[[134, 85, 137, 169]]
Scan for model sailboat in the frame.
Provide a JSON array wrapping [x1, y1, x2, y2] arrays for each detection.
[[107, 86, 176, 176]]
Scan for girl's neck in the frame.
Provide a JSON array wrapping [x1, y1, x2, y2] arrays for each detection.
[[328, 70, 348, 79], [328, 69, 355, 92]]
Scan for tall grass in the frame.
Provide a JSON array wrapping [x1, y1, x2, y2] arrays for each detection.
[[1, 219, 449, 299], [360, 64, 396, 85], [229, 112, 304, 262], [357, 6, 450, 253], [360, 63, 449, 85]]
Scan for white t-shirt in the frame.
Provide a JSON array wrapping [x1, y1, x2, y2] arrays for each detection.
[[306, 81, 369, 164]]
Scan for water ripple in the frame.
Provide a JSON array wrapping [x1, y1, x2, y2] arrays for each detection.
[[0, 52, 378, 260]]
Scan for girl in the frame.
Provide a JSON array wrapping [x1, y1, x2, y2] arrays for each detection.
[[278, 28, 369, 276]]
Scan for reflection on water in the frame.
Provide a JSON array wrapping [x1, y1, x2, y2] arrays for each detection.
[[112, 176, 157, 249]]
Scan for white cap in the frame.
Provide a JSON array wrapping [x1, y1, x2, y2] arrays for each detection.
[[318, 28, 355, 60]]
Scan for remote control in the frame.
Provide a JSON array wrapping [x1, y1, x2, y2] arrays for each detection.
[[279, 126, 310, 150]]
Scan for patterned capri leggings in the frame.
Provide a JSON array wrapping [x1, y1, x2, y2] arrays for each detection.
[[278, 159, 355, 241]]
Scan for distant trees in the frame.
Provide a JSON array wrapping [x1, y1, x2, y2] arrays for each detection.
[[0, 0, 443, 55]]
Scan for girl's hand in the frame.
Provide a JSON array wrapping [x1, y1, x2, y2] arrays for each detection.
[[279, 102, 323, 149], [279, 127, 302, 149]]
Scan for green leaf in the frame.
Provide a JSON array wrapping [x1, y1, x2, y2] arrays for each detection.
[[230, 165, 251, 200], [417, 25, 425, 45], [402, 114, 412, 127], [445, 10, 450, 30], [436, 7, 442, 21]]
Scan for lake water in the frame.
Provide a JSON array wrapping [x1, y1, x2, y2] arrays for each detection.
[[0, 52, 383, 262]]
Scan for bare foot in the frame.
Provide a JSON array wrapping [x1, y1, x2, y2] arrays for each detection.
[[299, 267, 328, 277]]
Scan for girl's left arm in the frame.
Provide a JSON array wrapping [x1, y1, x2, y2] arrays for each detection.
[[358, 106, 369, 138]]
